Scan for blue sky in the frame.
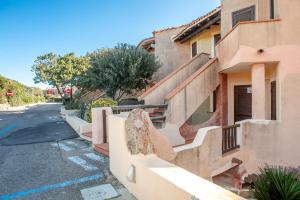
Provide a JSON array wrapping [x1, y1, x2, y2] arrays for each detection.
[[0, 0, 219, 88]]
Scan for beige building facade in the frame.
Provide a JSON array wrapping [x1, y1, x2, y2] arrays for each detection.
[[91, 1, 300, 199]]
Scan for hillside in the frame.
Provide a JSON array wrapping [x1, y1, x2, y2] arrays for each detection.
[[0, 75, 45, 106]]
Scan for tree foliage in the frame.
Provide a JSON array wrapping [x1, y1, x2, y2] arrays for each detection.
[[78, 44, 160, 101], [31, 53, 90, 98]]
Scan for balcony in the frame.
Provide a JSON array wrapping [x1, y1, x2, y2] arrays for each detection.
[[216, 19, 281, 72]]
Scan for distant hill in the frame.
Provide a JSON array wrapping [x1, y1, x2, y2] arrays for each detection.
[[0, 75, 45, 106]]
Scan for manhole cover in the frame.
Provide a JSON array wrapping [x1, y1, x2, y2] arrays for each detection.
[[81, 184, 119, 200]]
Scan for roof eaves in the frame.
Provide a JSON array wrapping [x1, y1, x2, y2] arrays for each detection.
[[173, 7, 221, 42], [137, 37, 155, 48]]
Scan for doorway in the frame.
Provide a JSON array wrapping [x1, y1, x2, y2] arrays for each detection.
[[234, 85, 252, 122], [271, 81, 276, 120]]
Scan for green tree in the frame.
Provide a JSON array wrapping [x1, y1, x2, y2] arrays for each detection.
[[32, 53, 90, 99], [31, 53, 62, 97], [81, 44, 160, 101], [57, 53, 90, 99]]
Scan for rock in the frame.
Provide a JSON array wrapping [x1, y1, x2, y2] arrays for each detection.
[[125, 109, 155, 155]]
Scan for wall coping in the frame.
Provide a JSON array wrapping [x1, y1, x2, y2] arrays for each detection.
[[165, 57, 218, 100], [216, 19, 282, 47], [137, 155, 244, 199], [174, 126, 220, 153]]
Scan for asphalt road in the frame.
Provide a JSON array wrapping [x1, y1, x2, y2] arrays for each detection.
[[0, 104, 122, 200]]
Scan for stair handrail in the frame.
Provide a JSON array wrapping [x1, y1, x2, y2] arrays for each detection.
[[139, 52, 210, 100], [165, 58, 218, 100], [112, 104, 168, 114]]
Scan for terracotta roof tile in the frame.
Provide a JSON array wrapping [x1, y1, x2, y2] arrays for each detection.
[[152, 24, 188, 34], [173, 7, 221, 41], [137, 37, 155, 48]]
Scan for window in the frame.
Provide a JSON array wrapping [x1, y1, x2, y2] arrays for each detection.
[[213, 90, 217, 112], [270, 0, 275, 19], [212, 34, 221, 56], [271, 81, 276, 120], [209, 90, 217, 113], [214, 34, 221, 45], [232, 5, 256, 27], [191, 42, 197, 58]]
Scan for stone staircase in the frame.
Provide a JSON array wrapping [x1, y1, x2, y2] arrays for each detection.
[[139, 57, 219, 144], [94, 143, 109, 157], [112, 104, 168, 129]]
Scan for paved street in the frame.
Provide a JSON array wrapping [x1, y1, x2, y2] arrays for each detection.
[[0, 104, 131, 200]]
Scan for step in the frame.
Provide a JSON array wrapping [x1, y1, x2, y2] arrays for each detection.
[[153, 108, 165, 114], [83, 132, 92, 138], [150, 116, 166, 121], [148, 112, 163, 117], [94, 143, 109, 157]]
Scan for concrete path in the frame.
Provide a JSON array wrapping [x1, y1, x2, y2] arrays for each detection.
[[0, 103, 135, 200]]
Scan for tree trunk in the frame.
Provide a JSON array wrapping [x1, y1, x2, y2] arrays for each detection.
[[70, 84, 73, 100], [55, 85, 63, 98]]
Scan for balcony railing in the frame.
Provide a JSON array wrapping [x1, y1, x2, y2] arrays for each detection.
[[222, 124, 240, 154]]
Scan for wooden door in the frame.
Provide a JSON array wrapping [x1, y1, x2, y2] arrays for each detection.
[[234, 85, 252, 122], [232, 5, 255, 27], [271, 81, 276, 120]]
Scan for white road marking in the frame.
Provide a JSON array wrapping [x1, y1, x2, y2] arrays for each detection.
[[84, 153, 106, 162], [80, 184, 119, 200], [64, 140, 85, 148], [68, 156, 98, 171], [49, 116, 59, 120], [51, 143, 73, 152], [64, 141, 76, 145]]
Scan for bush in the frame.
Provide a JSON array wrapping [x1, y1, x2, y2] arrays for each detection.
[[118, 98, 144, 106], [64, 99, 79, 110], [78, 101, 89, 120], [87, 98, 117, 123], [252, 166, 300, 200]]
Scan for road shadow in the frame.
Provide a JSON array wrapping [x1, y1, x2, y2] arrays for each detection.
[[0, 121, 78, 146]]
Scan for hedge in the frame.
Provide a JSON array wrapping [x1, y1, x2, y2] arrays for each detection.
[[86, 98, 117, 122]]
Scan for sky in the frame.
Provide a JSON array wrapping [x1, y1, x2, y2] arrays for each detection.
[[0, 0, 220, 88]]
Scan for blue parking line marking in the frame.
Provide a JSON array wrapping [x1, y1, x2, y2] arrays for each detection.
[[0, 174, 103, 200], [0, 123, 17, 138]]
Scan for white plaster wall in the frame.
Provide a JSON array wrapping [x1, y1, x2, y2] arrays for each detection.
[[154, 27, 190, 81], [166, 59, 219, 126], [65, 114, 92, 136], [108, 114, 244, 200]]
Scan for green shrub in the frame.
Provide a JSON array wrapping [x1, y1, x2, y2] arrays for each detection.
[[9, 96, 25, 106], [253, 166, 300, 200], [64, 99, 79, 110], [78, 101, 89, 120], [87, 98, 117, 122]]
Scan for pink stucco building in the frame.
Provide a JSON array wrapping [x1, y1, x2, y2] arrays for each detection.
[[92, 0, 300, 199]]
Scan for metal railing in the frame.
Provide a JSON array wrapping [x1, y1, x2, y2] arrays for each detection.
[[222, 124, 240, 154], [111, 104, 168, 114]]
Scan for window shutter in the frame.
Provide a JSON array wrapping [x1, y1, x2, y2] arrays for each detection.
[[232, 5, 255, 27]]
